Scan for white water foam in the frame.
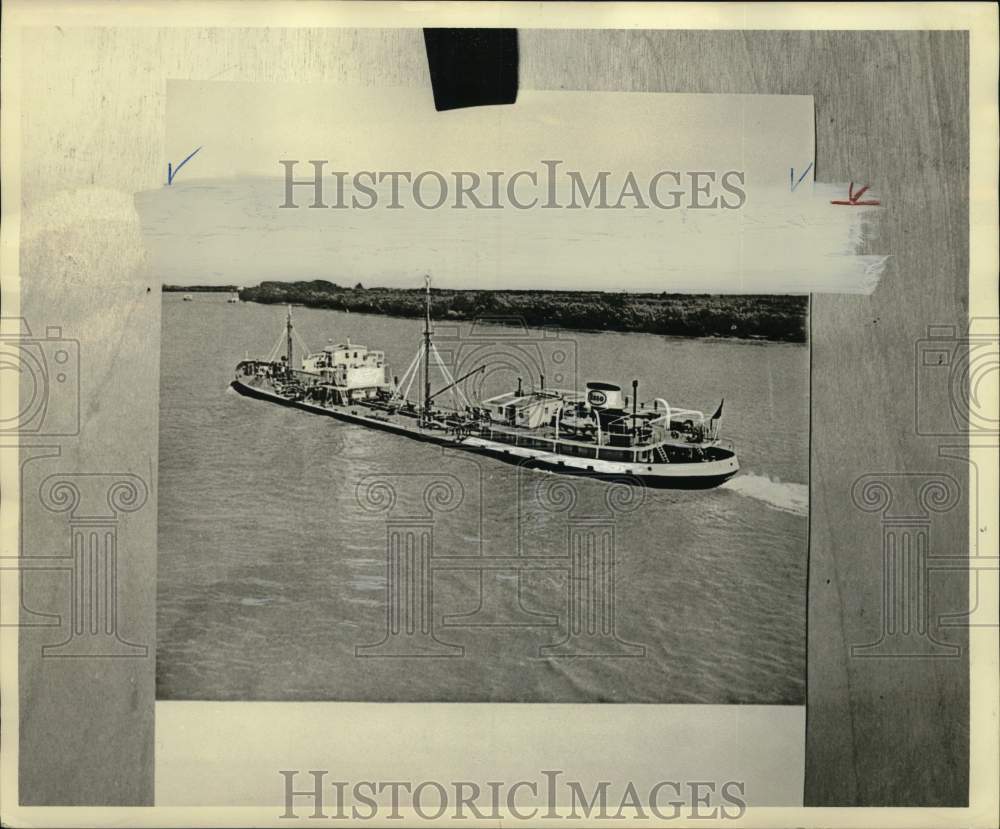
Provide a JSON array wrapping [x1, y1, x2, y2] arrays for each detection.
[[722, 472, 808, 516]]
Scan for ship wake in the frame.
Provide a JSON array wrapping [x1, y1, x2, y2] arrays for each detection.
[[722, 473, 808, 516]]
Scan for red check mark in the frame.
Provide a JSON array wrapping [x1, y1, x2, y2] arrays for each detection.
[[831, 182, 880, 206]]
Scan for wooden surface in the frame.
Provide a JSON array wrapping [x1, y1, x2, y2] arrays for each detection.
[[16, 27, 968, 807]]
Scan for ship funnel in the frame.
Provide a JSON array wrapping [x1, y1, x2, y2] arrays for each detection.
[[586, 382, 624, 411]]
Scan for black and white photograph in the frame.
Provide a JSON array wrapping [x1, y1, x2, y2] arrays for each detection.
[[155, 281, 809, 704]]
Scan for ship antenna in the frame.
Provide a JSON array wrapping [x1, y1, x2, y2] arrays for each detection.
[[423, 273, 432, 422], [286, 305, 293, 375]]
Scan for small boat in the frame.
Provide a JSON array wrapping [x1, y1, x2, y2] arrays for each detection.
[[231, 277, 739, 488], [227, 292, 239, 303], [182, 293, 194, 301]]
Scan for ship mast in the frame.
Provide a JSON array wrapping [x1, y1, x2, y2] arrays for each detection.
[[422, 274, 432, 422], [286, 305, 293, 375]]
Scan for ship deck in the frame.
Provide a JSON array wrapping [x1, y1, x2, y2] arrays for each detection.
[[235, 374, 733, 465], [231, 376, 739, 487]]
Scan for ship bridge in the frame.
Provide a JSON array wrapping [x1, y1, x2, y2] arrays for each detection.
[[301, 339, 388, 391]]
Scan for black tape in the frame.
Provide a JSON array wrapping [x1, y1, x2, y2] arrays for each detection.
[[422, 29, 519, 111]]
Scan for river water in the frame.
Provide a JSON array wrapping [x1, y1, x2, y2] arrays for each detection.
[[157, 293, 808, 703]]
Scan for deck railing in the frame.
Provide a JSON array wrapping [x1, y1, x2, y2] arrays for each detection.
[[480, 421, 731, 465]]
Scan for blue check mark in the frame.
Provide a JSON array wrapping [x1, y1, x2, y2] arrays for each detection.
[[167, 146, 202, 185], [790, 162, 813, 192]]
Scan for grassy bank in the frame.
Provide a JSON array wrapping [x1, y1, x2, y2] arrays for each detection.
[[235, 281, 808, 343]]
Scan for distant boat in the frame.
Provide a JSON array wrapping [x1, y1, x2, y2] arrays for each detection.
[[182, 294, 194, 302], [227, 292, 239, 303]]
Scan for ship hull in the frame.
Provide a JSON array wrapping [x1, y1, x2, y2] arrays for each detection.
[[231, 379, 739, 489]]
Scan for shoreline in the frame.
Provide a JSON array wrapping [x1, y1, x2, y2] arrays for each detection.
[[165, 282, 808, 344]]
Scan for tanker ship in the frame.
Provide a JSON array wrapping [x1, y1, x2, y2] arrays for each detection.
[[231, 278, 739, 488]]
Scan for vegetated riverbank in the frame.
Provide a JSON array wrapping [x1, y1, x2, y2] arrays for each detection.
[[228, 281, 808, 343]]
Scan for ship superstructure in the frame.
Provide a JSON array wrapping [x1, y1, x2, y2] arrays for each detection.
[[232, 278, 739, 488]]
